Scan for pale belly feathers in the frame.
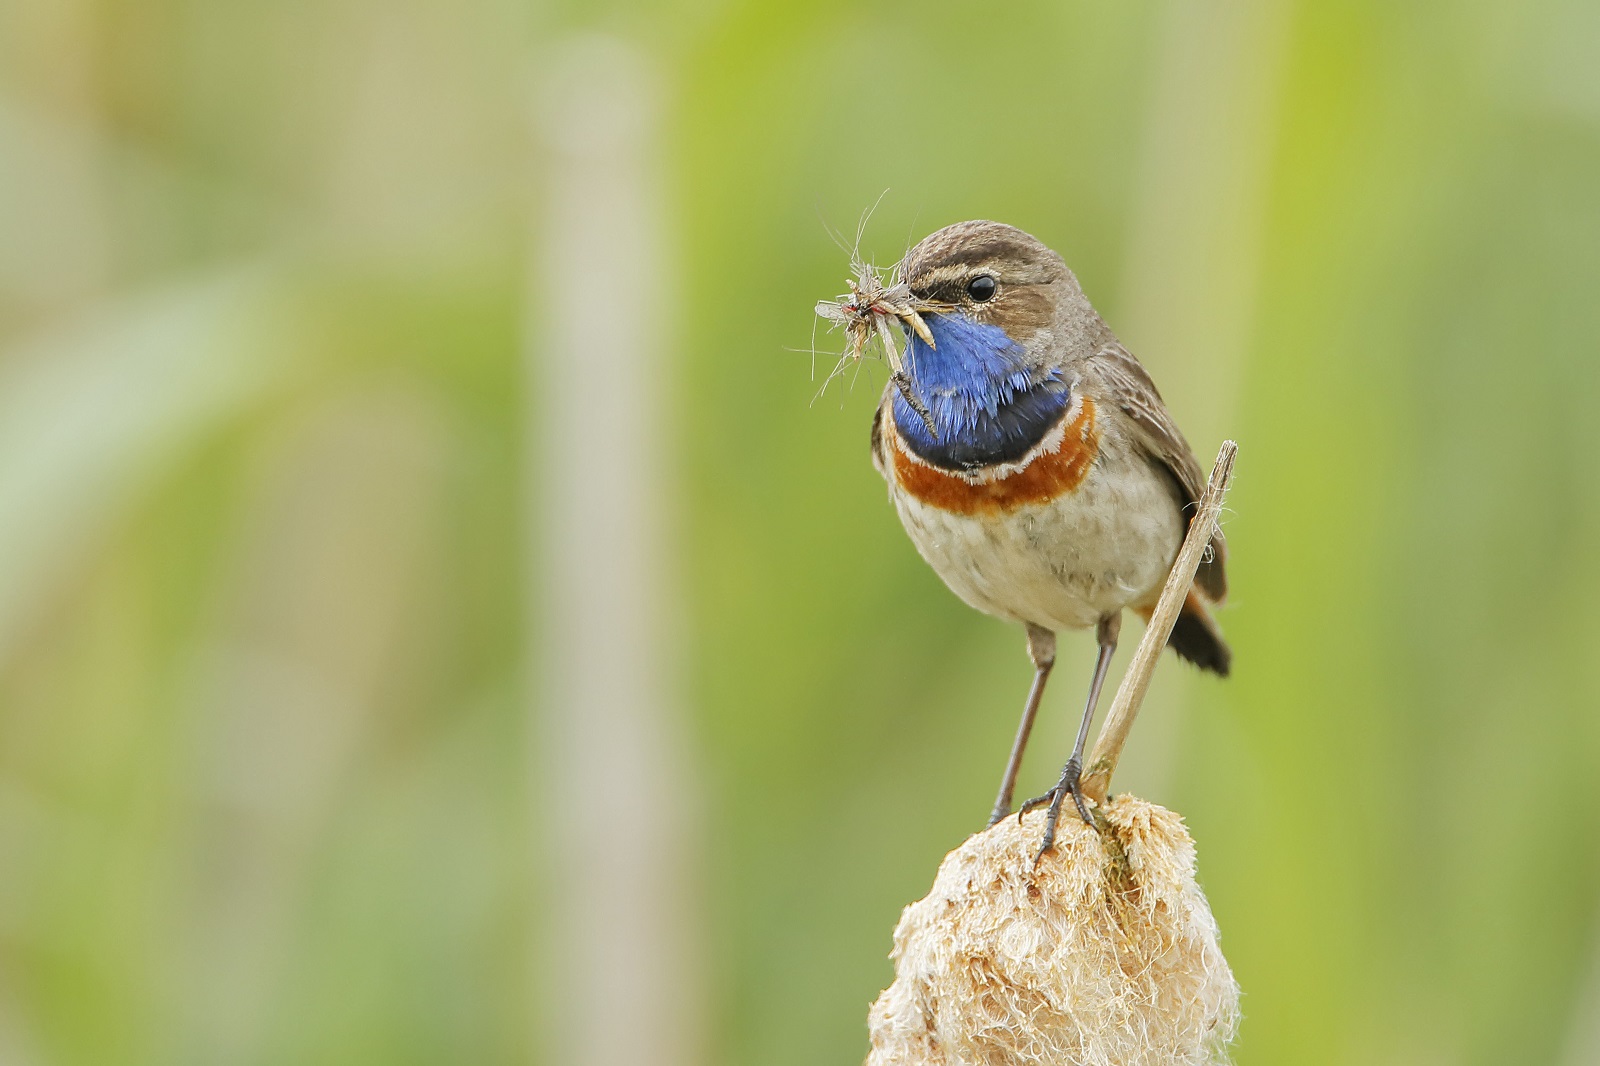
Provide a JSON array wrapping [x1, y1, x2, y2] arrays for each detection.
[[889, 439, 1183, 632]]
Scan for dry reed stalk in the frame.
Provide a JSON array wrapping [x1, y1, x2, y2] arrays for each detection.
[[1080, 439, 1238, 803]]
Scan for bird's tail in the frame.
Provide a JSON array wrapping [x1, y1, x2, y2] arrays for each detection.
[[1140, 590, 1231, 677]]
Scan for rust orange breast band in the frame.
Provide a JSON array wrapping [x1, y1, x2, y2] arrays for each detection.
[[889, 397, 1099, 516]]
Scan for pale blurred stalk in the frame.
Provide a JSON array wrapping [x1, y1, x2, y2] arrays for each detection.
[[531, 35, 701, 1066], [1108, 0, 1291, 798], [1560, 913, 1600, 1066], [1122, 0, 1291, 444]]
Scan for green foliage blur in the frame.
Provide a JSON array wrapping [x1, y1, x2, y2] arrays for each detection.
[[2, 0, 1599, 1063]]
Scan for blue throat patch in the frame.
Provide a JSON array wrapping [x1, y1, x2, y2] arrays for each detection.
[[891, 312, 1071, 471]]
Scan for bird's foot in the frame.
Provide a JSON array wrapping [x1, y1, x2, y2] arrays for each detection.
[[1019, 757, 1095, 863]]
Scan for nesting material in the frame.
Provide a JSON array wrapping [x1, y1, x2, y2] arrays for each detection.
[[813, 263, 948, 433], [814, 263, 897, 365], [866, 796, 1238, 1066]]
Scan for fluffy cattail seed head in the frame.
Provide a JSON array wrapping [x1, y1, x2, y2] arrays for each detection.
[[866, 795, 1238, 1066]]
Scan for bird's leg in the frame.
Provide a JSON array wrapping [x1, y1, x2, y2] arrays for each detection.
[[986, 625, 1055, 827], [1023, 612, 1121, 859]]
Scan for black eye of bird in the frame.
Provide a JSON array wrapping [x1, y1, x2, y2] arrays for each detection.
[[966, 275, 997, 302]]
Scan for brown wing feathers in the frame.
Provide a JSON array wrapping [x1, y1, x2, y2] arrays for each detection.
[[1092, 345, 1231, 676]]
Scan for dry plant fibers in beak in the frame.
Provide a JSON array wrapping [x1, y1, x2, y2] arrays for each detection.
[[815, 263, 942, 437]]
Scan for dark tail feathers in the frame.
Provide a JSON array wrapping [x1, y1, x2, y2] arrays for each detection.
[[1165, 591, 1231, 677]]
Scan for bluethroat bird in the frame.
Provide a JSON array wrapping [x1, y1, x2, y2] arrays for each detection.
[[833, 220, 1229, 847]]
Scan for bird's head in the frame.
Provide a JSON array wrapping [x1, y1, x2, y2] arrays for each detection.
[[813, 220, 1103, 467], [885, 222, 1099, 467], [895, 220, 1101, 366]]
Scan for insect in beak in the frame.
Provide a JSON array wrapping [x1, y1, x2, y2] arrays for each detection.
[[814, 267, 943, 439], [868, 284, 935, 352], [815, 275, 938, 363]]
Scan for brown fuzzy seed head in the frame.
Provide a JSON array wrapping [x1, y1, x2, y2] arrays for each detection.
[[866, 796, 1239, 1066]]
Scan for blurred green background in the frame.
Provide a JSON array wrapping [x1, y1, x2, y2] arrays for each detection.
[[3, 0, 1600, 1063]]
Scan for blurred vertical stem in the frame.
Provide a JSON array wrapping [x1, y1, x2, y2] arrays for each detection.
[[531, 34, 701, 1066], [1121, 0, 1291, 446]]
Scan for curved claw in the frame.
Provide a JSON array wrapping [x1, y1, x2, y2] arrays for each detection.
[[1029, 758, 1097, 864], [1018, 789, 1055, 818]]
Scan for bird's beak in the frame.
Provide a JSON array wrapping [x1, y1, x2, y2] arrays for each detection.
[[898, 307, 935, 349], [815, 271, 939, 376], [876, 283, 937, 350]]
